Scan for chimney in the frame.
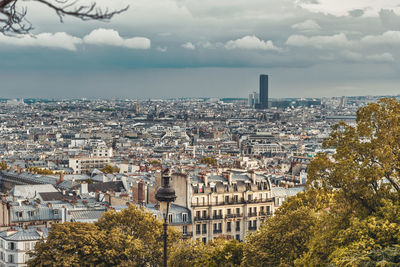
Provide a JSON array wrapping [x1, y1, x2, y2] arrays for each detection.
[[249, 170, 256, 184], [80, 183, 88, 195], [200, 175, 208, 186], [57, 172, 64, 185], [138, 182, 144, 205]]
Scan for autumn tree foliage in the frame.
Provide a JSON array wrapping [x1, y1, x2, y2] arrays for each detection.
[[27, 205, 180, 267], [101, 164, 120, 174], [169, 237, 244, 267], [242, 98, 400, 266]]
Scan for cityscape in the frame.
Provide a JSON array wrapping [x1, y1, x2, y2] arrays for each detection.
[[0, 75, 397, 265]]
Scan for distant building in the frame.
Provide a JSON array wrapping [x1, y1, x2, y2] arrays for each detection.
[[256, 75, 268, 109], [248, 92, 259, 108]]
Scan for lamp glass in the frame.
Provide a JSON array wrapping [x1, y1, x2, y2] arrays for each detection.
[[160, 201, 170, 219]]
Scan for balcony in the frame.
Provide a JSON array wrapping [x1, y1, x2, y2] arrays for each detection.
[[194, 216, 211, 221], [248, 226, 257, 231], [213, 229, 223, 234], [225, 213, 243, 219], [212, 215, 223, 220], [247, 212, 258, 217], [183, 232, 193, 237], [245, 198, 274, 204], [259, 211, 272, 216]]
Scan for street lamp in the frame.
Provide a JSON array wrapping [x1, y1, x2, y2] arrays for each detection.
[[155, 168, 176, 267]]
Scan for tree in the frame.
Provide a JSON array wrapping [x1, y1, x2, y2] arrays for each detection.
[[169, 237, 243, 267], [0, 161, 7, 170], [27, 166, 54, 175], [244, 98, 400, 266], [200, 157, 217, 166], [242, 189, 332, 266], [0, 0, 128, 35], [28, 205, 180, 267], [101, 164, 120, 174], [308, 98, 400, 215]]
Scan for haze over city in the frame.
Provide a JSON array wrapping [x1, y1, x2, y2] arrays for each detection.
[[1, 0, 400, 98]]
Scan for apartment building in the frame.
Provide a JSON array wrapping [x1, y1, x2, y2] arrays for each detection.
[[0, 228, 48, 267], [69, 157, 110, 174], [168, 170, 274, 243]]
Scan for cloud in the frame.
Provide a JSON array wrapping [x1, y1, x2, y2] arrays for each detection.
[[286, 33, 350, 49], [379, 9, 400, 29], [83, 28, 151, 49], [291, 19, 321, 32], [182, 42, 196, 50], [156, 46, 168, 52], [366, 52, 394, 62], [225, 35, 281, 51], [341, 50, 394, 63], [0, 32, 82, 51], [348, 9, 365, 17], [361, 31, 400, 45], [296, 0, 400, 17]]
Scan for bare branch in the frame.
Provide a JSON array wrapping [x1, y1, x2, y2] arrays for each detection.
[[0, 0, 128, 35]]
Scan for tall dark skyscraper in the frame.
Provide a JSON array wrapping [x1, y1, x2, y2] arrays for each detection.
[[258, 74, 268, 109]]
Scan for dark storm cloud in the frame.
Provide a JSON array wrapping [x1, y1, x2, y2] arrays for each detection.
[[1, 0, 400, 98]]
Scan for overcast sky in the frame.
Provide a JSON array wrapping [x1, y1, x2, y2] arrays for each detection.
[[1, 0, 400, 99]]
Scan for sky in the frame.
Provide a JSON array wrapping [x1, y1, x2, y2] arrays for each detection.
[[1, 0, 400, 99]]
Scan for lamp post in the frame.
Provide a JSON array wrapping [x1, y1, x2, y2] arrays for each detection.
[[155, 168, 176, 267]]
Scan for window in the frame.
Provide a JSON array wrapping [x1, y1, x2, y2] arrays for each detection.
[[25, 242, 30, 251], [196, 224, 201, 235], [213, 210, 217, 218], [266, 206, 271, 215], [54, 209, 59, 215], [202, 210, 207, 218], [235, 234, 240, 241], [182, 225, 188, 234], [202, 224, 207, 234], [196, 211, 200, 218], [8, 242, 15, 250], [248, 194, 253, 201], [227, 222, 231, 232], [17, 211, 22, 217], [225, 196, 229, 203], [234, 195, 238, 203], [236, 221, 240, 231], [218, 223, 222, 230], [8, 254, 14, 263], [202, 237, 207, 244], [236, 208, 240, 215], [213, 223, 217, 231], [168, 214, 173, 223], [182, 213, 187, 222], [227, 209, 231, 215]]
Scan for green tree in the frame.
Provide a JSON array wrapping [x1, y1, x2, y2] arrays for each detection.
[[28, 205, 180, 267]]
